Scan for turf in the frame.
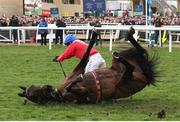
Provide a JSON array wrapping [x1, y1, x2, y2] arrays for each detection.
[[0, 44, 180, 120]]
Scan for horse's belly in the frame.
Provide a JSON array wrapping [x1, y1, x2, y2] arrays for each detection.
[[115, 79, 147, 98], [92, 69, 120, 100]]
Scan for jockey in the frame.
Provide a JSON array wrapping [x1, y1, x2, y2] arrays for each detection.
[[54, 34, 106, 73]]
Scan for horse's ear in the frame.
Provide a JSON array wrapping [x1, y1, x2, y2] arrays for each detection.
[[19, 86, 27, 90]]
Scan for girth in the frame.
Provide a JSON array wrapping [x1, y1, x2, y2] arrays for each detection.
[[91, 71, 101, 102]]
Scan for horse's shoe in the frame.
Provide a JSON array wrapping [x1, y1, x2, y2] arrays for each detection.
[[112, 51, 119, 59], [129, 27, 135, 36], [126, 27, 135, 41]]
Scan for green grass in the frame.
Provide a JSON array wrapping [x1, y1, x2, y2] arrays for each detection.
[[0, 44, 180, 120]]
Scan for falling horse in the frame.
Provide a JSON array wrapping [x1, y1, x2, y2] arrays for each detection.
[[18, 27, 158, 104]]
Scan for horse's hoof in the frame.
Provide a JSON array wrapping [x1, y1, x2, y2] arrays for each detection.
[[129, 27, 135, 36]]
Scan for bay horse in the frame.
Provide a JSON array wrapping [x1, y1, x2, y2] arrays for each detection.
[[18, 27, 158, 104]]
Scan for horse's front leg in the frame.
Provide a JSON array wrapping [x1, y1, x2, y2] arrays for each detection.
[[65, 74, 83, 92], [70, 85, 88, 95], [59, 73, 84, 92], [70, 84, 89, 104], [60, 85, 88, 103]]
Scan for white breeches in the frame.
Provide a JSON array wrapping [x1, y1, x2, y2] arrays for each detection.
[[85, 53, 106, 73]]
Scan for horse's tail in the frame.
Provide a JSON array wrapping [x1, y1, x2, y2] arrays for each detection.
[[127, 27, 159, 85], [143, 52, 159, 85]]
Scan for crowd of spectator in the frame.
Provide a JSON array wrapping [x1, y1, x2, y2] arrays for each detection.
[[1, 14, 180, 27], [0, 13, 180, 47]]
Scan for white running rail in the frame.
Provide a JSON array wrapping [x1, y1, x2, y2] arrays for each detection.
[[0, 25, 180, 52]]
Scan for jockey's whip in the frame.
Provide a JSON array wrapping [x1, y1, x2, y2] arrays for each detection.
[[59, 62, 66, 78]]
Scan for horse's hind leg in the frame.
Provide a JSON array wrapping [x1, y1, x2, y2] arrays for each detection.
[[118, 57, 134, 80], [116, 57, 135, 88], [127, 27, 147, 54]]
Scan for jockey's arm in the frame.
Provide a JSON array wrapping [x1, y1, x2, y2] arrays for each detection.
[[56, 43, 76, 62]]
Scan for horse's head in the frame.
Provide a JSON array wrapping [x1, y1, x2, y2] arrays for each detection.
[[18, 85, 64, 104], [18, 85, 44, 104]]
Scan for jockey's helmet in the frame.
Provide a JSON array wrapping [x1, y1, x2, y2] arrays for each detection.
[[64, 34, 77, 46]]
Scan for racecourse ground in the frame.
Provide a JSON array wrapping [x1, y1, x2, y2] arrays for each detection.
[[0, 43, 180, 120]]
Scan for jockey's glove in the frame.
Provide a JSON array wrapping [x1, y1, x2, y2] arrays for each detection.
[[52, 56, 59, 62]]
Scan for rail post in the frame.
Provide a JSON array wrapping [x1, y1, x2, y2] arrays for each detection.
[[49, 29, 53, 50], [109, 29, 113, 51], [169, 31, 172, 52]]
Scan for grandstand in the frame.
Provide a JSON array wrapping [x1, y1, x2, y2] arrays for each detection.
[[0, 0, 179, 17]]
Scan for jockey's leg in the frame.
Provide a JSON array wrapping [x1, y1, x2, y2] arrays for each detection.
[[85, 53, 106, 73]]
